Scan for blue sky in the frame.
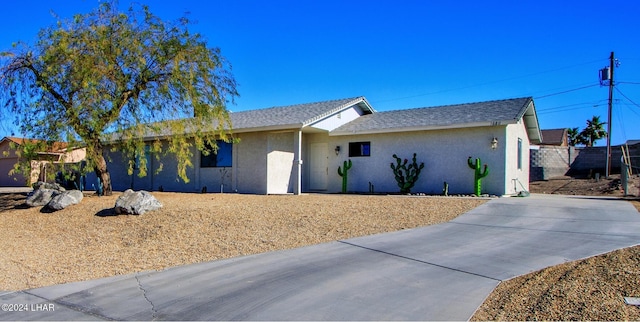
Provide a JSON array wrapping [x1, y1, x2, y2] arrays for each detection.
[[1, 0, 639, 145]]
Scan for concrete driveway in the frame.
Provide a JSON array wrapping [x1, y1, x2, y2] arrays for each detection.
[[1, 194, 639, 321]]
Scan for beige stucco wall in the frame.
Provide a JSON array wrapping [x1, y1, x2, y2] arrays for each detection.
[[104, 122, 530, 196], [266, 132, 295, 194], [196, 131, 296, 194], [106, 140, 198, 192], [316, 126, 511, 195], [504, 121, 531, 195], [302, 133, 331, 192], [106, 137, 248, 193], [61, 148, 87, 163], [235, 132, 267, 194], [199, 166, 233, 193], [108, 147, 151, 192]]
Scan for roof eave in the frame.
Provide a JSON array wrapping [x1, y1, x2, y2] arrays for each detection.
[[329, 121, 515, 136], [521, 99, 542, 144], [230, 123, 304, 133], [114, 123, 306, 143]]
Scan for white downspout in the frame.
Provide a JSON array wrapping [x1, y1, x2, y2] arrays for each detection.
[[294, 130, 302, 195]]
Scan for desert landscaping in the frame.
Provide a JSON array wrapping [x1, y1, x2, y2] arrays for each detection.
[[1, 175, 639, 320], [0, 192, 485, 291]]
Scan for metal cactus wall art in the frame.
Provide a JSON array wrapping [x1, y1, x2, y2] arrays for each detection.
[[337, 159, 352, 193], [390, 153, 425, 194], [467, 156, 489, 196]]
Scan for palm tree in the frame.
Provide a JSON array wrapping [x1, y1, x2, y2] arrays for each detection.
[[579, 116, 607, 147], [567, 127, 583, 146]]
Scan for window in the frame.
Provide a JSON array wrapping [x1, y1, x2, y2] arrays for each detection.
[[349, 141, 371, 157], [201, 141, 233, 167], [517, 138, 523, 170]]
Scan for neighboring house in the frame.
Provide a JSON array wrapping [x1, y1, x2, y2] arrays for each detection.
[[530, 129, 573, 181], [0, 137, 87, 187], [0, 137, 27, 186], [539, 128, 568, 146], [107, 96, 541, 196]]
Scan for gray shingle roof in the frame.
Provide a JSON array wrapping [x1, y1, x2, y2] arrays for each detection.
[[229, 96, 372, 131], [330, 97, 536, 135], [106, 97, 374, 141], [106, 96, 541, 143]]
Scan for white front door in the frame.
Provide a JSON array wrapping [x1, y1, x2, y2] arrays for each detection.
[[310, 143, 328, 190]]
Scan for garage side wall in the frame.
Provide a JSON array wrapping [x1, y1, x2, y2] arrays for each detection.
[[327, 127, 508, 195]]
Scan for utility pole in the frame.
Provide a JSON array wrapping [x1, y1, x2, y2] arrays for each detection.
[[605, 51, 614, 178]]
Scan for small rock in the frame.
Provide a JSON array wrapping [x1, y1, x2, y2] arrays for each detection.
[[25, 189, 60, 207], [46, 190, 84, 211], [115, 189, 162, 215]]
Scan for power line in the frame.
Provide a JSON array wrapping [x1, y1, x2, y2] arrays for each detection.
[[537, 105, 600, 115], [614, 104, 627, 144], [615, 87, 640, 109], [536, 99, 606, 112], [620, 102, 640, 119], [533, 83, 600, 99], [537, 104, 606, 115], [372, 59, 605, 104], [524, 81, 597, 97]]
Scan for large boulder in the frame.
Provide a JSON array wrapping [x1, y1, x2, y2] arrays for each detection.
[[114, 189, 162, 215], [25, 189, 60, 207], [46, 190, 84, 211], [25, 181, 66, 207], [32, 181, 66, 192]]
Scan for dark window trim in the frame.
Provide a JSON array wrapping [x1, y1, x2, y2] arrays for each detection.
[[200, 140, 233, 168], [348, 141, 371, 157]]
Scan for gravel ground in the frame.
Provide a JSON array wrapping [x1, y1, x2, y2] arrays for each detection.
[[0, 192, 485, 291], [472, 245, 640, 321], [2, 178, 639, 321]]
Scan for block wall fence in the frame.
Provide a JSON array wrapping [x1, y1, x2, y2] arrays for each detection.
[[530, 143, 640, 181]]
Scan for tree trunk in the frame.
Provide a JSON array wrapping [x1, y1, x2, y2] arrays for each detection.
[[93, 148, 113, 196]]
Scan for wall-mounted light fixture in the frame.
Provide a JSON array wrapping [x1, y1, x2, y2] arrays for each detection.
[[335, 145, 341, 155], [491, 137, 498, 150]]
